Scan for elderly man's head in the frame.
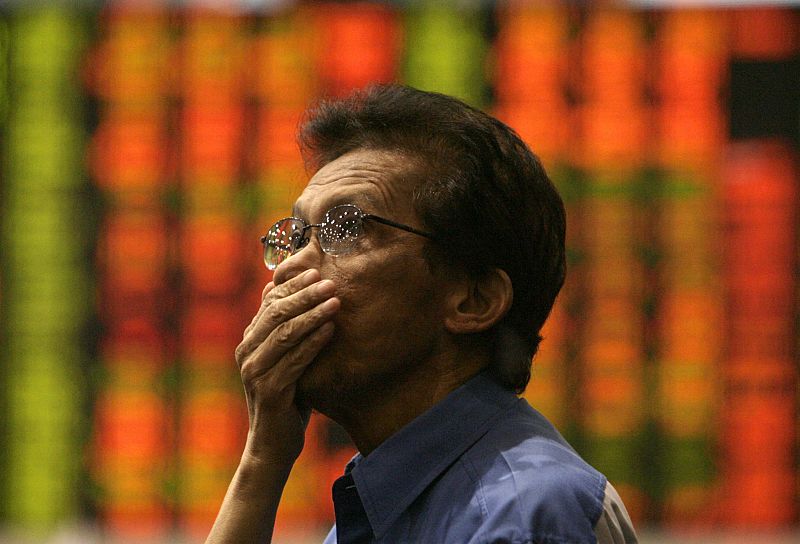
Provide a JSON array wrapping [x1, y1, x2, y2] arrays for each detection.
[[274, 85, 565, 406]]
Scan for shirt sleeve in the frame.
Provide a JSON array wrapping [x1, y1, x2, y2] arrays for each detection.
[[593, 481, 639, 544]]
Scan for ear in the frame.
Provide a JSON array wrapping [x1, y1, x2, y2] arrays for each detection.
[[443, 268, 513, 335]]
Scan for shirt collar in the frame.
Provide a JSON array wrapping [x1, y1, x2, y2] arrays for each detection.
[[348, 371, 518, 539]]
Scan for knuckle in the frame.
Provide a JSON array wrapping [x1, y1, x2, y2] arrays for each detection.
[[234, 342, 249, 365], [269, 282, 295, 300], [266, 302, 289, 324], [239, 360, 260, 385], [239, 349, 269, 385], [263, 290, 278, 306], [301, 288, 320, 306], [272, 322, 295, 347]]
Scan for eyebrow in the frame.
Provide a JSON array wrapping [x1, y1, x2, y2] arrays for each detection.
[[291, 194, 379, 220]]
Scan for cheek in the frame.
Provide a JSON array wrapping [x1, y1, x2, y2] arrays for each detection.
[[328, 256, 441, 341], [328, 268, 388, 328]]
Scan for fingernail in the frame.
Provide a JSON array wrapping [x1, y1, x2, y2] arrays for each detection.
[[320, 297, 339, 313], [316, 280, 335, 296], [301, 269, 320, 284]]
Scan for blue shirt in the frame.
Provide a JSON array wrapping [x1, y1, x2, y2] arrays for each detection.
[[322, 372, 637, 544]]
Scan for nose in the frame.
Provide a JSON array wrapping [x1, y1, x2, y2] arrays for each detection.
[[272, 235, 324, 286]]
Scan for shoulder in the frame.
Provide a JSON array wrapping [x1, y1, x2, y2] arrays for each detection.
[[457, 400, 616, 542]]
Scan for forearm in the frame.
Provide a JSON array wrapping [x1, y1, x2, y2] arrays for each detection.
[[205, 451, 294, 544], [209, 270, 336, 543]]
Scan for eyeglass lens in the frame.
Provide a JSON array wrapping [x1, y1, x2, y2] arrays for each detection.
[[319, 205, 364, 256], [263, 205, 366, 270], [263, 218, 305, 270]]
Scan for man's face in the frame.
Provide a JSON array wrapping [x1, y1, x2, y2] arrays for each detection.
[[271, 148, 447, 414]]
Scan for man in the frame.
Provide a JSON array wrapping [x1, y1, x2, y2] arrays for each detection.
[[208, 85, 637, 543]]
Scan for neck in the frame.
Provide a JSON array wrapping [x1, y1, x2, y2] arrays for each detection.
[[325, 348, 490, 455]]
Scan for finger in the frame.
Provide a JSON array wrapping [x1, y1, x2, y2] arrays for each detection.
[[242, 269, 316, 338], [274, 320, 335, 385], [266, 269, 321, 304], [243, 281, 277, 338], [263, 281, 275, 299], [240, 296, 340, 376], [248, 321, 335, 394], [247, 270, 317, 335], [260, 297, 339, 360], [239, 277, 336, 358]]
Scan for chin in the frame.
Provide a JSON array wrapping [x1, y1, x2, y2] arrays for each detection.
[[295, 340, 376, 420], [294, 347, 344, 414]]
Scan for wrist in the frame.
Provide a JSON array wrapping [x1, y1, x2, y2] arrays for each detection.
[[243, 431, 301, 470], [232, 448, 295, 499]]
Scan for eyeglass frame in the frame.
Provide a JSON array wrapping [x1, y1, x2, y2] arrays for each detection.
[[260, 203, 436, 269]]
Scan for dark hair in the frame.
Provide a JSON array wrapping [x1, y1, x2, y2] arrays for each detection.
[[298, 84, 566, 393]]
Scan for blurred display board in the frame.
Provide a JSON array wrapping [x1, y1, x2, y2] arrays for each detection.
[[0, 1, 797, 540]]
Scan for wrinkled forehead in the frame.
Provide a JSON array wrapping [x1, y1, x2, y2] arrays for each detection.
[[292, 148, 421, 222]]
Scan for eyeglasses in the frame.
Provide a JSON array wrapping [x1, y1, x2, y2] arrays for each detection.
[[260, 204, 436, 270]]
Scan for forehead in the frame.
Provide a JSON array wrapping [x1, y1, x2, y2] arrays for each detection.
[[293, 148, 417, 219]]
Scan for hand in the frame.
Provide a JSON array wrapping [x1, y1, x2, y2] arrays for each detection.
[[235, 268, 339, 465]]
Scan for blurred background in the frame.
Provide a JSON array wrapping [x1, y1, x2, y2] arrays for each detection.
[[0, 0, 798, 542]]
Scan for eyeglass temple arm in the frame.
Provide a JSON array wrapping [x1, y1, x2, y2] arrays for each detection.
[[363, 214, 436, 241]]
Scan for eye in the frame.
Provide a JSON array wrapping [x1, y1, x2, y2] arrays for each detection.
[[321, 204, 364, 255], [339, 214, 360, 236]]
